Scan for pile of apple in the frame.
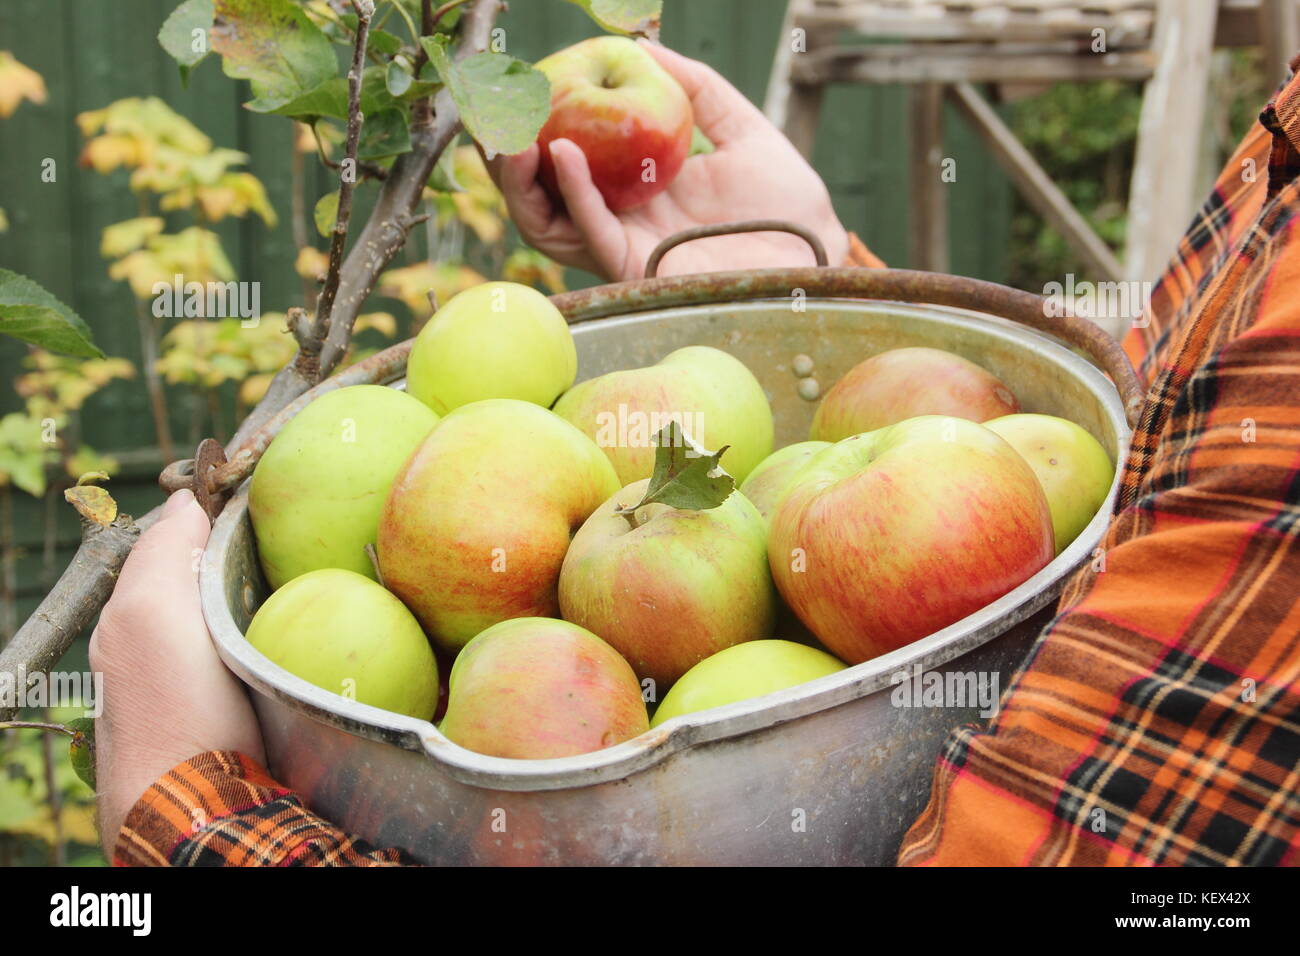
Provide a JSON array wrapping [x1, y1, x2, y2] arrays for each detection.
[[242, 279, 1115, 761]]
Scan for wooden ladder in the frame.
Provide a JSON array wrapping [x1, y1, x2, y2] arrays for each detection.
[[763, 0, 1298, 304]]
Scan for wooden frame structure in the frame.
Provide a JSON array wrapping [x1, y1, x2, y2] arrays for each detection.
[[764, 0, 1300, 290]]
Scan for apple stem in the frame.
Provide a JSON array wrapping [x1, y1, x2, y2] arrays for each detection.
[[619, 508, 641, 532]]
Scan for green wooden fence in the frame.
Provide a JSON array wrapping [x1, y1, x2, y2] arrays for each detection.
[[0, 0, 1011, 654]]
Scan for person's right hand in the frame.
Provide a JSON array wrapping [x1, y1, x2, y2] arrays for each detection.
[[489, 40, 849, 282]]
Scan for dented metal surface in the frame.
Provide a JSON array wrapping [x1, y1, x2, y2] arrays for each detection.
[[201, 297, 1132, 865]]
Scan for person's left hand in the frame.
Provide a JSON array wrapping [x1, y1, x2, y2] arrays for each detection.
[[90, 489, 265, 858]]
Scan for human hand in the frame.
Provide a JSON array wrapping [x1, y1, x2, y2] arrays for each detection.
[[489, 40, 849, 282], [90, 489, 264, 858]]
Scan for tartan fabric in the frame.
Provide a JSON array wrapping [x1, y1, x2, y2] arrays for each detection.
[[897, 72, 1300, 866], [114, 751, 415, 867]]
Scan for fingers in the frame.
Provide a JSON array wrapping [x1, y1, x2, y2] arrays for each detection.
[[486, 144, 554, 236], [547, 139, 627, 278], [638, 40, 765, 146]]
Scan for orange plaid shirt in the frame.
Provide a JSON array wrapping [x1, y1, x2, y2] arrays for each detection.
[[116, 71, 1300, 867]]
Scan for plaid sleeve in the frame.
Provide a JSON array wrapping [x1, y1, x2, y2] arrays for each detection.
[[113, 751, 419, 867], [897, 79, 1300, 867], [844, 231, 886, 268]]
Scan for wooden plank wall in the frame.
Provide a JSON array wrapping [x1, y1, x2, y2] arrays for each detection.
[[0, 0, 1011, 658]]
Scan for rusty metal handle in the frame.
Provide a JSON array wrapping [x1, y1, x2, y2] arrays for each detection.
[[645, 220, 829, 278]]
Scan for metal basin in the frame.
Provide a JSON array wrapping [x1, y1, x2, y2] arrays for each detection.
[[200, 297, 1131, 865]]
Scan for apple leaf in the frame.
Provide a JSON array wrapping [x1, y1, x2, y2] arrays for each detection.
[[421, 37, 550, 157], [159, 0, 215, 85], [566, 0, 662, 38], [66, 718, 96, 791], [211, 0, 337, 113], [0, 269, 103, 358], [314, 189, 339, 238], [615, 421, 734, 515]]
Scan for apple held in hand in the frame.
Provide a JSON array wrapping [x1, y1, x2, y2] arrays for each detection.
[[810, 347, 1019, 442], [559, 475, 777, 690], [738, 441, 830, 525], [249, 384, 438, 589], [650, 640, 846, 727], [770, 416, 1054, 664], [377, 399, 620, 654], [535, 36, 693, 212], [984, 413, 1114, 555], [245, 568, 439, 720], [439, 617, 648, 759], [405, 281, 577, 416], [553, 345, 774, 485]]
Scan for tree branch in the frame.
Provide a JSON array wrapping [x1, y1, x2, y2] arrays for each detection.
[[0, 0, 506, 720]]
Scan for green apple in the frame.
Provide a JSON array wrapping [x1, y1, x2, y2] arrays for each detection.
[[770, 416, 1053, 664], [553, 345, 774, 485], [248, 384, 438, 589], [983, 413, 1114, 555], [738, 441, 831, 525], [405, 281, 577, 416], [559, 478, 777, 689], [377, 398, 620, 654], [811, 347, 1019, 442], [244, 568, 439, 720], [440, 617, 648, 759], [650, 640, 846, 727]]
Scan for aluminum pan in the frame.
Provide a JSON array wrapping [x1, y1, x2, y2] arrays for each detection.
[[200, 298, 1131, 792]]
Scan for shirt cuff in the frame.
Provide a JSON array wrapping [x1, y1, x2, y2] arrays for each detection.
[[843, 231, 886, 269]]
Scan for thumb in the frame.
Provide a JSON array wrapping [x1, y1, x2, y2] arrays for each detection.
[[124, 490, 212, 590], [547, 138, 629, 279]]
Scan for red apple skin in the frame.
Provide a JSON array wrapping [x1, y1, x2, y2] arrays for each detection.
[[810, 347, 1019, 442], [376, 399, 620, 654], [559, 479, 777, 690], [535, 36, 693, 212], [439, 617, 649, 760], [769, 416, 1053, 664]]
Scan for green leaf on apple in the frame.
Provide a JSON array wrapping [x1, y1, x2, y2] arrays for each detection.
[[615, 421, 734, 515], [566, 0, 663, 38], [0, 269, 103, 358], [421, 36, 550, 157], [158, 0, 215, 86], [211, 0, 338, 112]]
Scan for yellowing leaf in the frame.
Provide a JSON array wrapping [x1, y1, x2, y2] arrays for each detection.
[[354, 311, 397, 338], [101, 218, 165, 259], [379, 261, 487, 320], [294, 245, 328, 280], [65, 483, 118, 525], [0, 51, 47, 118]]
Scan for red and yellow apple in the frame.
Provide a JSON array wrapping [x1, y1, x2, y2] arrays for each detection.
[[984, 413, 1114, 555], [738, 440, 830, 525], [770, 416, 1053, 664], [377, 399, 620, 654], [439, 617, 648, 759], [558, 478, 777, 690], [553, 345, 774, 485], [650, 640, 846, 727], [810, 347, 1019, 442], [534, 36, 693, 212]]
